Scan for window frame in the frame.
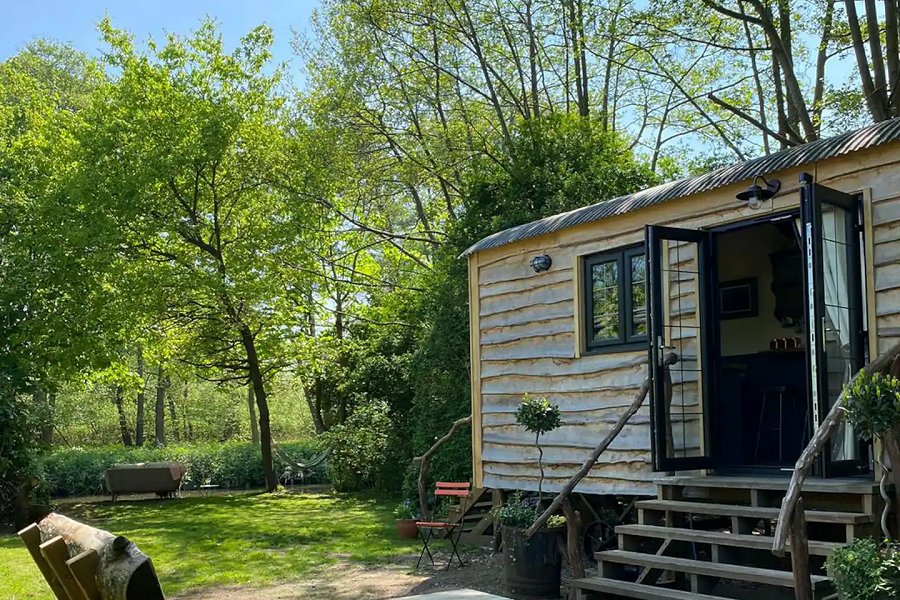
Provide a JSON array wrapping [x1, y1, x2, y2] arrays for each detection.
[[582, 244, 647, 354]]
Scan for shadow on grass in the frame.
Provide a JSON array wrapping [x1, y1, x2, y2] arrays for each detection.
[[57, 491, 419, 595]]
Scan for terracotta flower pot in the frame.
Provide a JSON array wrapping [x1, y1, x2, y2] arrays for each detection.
[[395, 518, 419, 540]]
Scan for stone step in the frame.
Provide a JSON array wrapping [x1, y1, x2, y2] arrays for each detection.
[[636, 499, 871, 524], [596, 550, 831, 590], [615, 524, 841, 556]]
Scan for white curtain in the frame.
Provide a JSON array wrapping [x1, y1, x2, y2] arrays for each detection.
[[797, 213, 855, 461]]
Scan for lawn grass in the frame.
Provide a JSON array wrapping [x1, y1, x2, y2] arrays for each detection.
[[0, 490, 423, 599]]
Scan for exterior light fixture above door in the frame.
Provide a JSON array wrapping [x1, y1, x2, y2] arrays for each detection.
[[736, 176, 781, 209]]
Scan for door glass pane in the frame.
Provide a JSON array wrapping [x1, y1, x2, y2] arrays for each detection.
[[820, 208, 859, 462], [591, 260, 619, 342], [661, 240, 704, 459], [631, 254, 647, 336]]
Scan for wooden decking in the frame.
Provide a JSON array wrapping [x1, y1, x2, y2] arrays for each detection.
[[572, 475, 884, 600]]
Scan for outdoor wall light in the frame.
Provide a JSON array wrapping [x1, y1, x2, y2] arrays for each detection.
[[736, 176, 781, 209], [530, 254, 552, 273]]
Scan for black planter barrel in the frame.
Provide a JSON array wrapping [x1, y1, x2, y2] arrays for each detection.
[[502, 525, 562, 599]]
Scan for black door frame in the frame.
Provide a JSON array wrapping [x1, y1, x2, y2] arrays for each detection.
[[799, 173, 869, 477], [648, 198, 871, 477], [647, 225, 716, 472]]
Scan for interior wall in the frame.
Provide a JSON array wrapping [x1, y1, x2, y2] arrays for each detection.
[[718, 223, 800, 356]]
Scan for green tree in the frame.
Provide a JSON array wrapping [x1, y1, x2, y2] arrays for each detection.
[[75, 20, 330, 491], [411, 114, 655, 484]]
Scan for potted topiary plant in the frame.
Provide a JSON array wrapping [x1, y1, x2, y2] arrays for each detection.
[[393, 499, 419, 540], [842, 369, 900, 536], [826, 538, 900, 600], [495, 395, 564, 599]]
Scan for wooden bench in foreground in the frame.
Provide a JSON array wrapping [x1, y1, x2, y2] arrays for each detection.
[[18, 512, 165, 600]]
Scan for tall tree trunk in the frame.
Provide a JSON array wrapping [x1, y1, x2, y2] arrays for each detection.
[[739, 0, 770, 153], [181, 386, 192, 442], [114, 386, 132, 447], [154, 365, 167, 446], [168, 387, 180, 443], [135, 347, 145, 447], [35, 388, 54, 445], [845, 0, 890, 122], [304, 377, 327, 434], [525, 0, 541, 119], [240, 326, 277, 492], [885, 0, 900, 117], [248, 385, 260, 445]]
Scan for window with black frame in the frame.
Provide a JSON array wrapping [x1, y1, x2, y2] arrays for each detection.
[[583, 246, 647, 352]]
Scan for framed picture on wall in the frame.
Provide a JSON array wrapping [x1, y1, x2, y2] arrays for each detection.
[[719, 277, 758, 320]]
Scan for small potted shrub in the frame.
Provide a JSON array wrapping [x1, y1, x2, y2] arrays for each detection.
[[393, 499, 419, 540], [495, 395, 564, 599], [842, 370, 900, 535], [826, 538, 900, 600]]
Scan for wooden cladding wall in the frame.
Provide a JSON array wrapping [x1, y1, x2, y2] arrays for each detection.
[[470, 142, 900, 496]]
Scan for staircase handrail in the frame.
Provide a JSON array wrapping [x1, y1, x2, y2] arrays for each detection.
[[772, 341, 900, 556]]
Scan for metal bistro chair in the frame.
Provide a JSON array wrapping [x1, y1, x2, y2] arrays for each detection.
[[415, 482, 469, 570]]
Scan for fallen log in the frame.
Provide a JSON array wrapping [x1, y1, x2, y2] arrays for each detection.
[[28, 513, 165, 600]]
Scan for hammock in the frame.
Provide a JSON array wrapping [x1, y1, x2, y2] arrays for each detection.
[[274, 444, 330, 487]]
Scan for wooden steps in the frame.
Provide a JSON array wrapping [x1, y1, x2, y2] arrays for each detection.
[[445, 487, 496, 547], [573, 577, 724, 600], [615, 524, 840, 556], [572, 475, 879, 600], [597, 550, 831, 590], [636, 499, 871, 524]]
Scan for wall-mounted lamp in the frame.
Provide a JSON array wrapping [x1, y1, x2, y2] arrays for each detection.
[[530, 254, 552, 273], [736, 176, 781, 210]]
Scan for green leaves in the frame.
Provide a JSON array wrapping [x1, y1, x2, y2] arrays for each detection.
[[842, 370, 900, 441], [827, 538, 900, 600], [516, 395, 562, 437]]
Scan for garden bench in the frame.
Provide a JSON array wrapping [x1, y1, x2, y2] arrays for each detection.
[[18, 512, 164, 600], [105, 462, 186, 502]]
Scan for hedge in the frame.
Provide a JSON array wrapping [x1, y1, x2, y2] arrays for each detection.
[[41, 440, 325, 497]]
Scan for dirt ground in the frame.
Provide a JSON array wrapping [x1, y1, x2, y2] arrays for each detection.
[[172, 548, 517, 600]]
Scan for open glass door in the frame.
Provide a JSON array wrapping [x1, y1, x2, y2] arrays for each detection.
[[799, 173, 868, 477], [647, 225, 715, 472]]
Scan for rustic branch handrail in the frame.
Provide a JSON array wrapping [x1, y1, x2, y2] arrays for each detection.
[[772, 341, 900, 555], [412, 415, 472, 519], [525, 354, 677, 538]]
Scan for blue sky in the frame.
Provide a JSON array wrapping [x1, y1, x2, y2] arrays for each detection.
[[0, 0, 320, 79]]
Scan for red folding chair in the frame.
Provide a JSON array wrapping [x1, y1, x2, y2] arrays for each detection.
[[415, 481, 469, 570]]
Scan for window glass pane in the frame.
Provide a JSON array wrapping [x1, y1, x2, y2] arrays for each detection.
[[591, 260, 619, 342], [630, 254, 647, 337]]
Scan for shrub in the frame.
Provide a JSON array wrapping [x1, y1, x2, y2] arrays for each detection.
[[393, 499, 418, 520], [516, 394, 561, 512], [41, 440, 324, 497], [827, 538, 900, 600], [322, 400, 392, 491], [843, 370, 900, 441], [493, 492, 537, 528]]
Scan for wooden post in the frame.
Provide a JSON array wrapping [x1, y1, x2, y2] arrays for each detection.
[[18, 524, 68, 600], [40, 535, 89, 600], [790, 499, 813, 600], [66, 549, 101, 600], [562, 498, 585, 600], [491, 489, 505, 553]]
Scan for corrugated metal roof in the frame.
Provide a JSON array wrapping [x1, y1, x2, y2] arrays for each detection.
[[462, 118, 900, 256]]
